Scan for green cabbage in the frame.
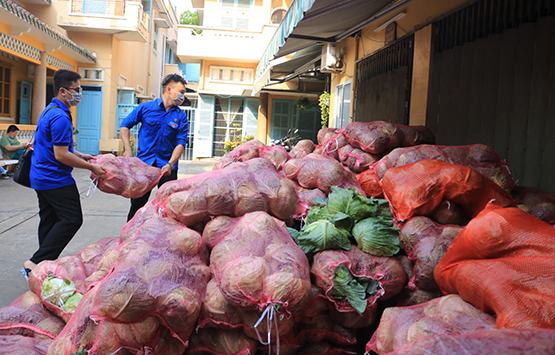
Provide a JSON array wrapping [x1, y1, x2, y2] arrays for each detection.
[[294, 220, 352, 254], [41, 275, 83, 312], [352, 217, 400, 256], [330, 265, 381, 314]]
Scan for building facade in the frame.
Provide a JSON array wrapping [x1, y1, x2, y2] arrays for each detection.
[[257, 0, 555, 193], [177, 0, 323, 158], [0, 0, 181, 155]]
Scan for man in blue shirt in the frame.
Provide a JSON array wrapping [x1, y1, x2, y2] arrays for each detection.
[[23, 70, 105, 276], [120, 74, 188, 221]]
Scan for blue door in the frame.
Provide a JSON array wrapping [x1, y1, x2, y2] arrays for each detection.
[[19, 81, 32, 124], [77, 86, 102, 154]]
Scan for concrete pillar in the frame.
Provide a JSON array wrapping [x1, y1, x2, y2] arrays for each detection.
[[256, 93, 269, 144], [409, 25, 432, 126], [32, 51, 47, 124]]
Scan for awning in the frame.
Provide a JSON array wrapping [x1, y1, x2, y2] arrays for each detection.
[[255, 0, 410, 90]]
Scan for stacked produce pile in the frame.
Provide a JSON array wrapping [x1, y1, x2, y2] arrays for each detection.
[[2, 121, 555, 355]]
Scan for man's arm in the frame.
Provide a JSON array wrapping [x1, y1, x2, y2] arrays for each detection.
[[2, 143, 26, 151], [53, 146, 104, 176], [120, 127, 133, 158], [161, 144, 184, 176]]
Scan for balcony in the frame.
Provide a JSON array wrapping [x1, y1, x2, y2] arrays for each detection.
[[57, 0, 149, 42], [177, 24, 276, 63]]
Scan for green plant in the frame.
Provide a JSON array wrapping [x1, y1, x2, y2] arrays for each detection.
[[180, 10, 202, 35], [319, 91, 330, 128], [223, 135, 254, 154]]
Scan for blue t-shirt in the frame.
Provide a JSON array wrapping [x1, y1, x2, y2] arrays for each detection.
[[30, 98, 75, 190], [120, 98, 188, 170]]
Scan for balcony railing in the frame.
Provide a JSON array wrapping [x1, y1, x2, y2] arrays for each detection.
[[71, 0, 126, 17], [138, 10, 149, 39]]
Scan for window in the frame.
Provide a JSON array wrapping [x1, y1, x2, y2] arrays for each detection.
[[80, 68, 104, 81], [335, 82, 352, 128], [220, 0, 252, 30], [209, 66, 253, 84], [271, 8, 286, 24], [0, 64, 11, 115], [213, 97, 245, 156]]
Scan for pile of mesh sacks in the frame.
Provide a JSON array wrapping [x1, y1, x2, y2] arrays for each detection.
[[2, 121, 555, 354]]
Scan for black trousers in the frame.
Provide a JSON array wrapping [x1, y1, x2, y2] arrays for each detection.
[[31, 184, 83, 264], [127, 168, 178, 221]]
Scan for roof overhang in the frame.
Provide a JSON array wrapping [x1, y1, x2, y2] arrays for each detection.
[[0, 0, 96, 63], [254, 0, 411, 92]]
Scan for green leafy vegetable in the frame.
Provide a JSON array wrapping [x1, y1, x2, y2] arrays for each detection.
[[41, 275, 83, 313], [352, 217, 400, 256], [326, 187, 376, 222], [295, 220, 352, 254], [330, 265, 382, 314]]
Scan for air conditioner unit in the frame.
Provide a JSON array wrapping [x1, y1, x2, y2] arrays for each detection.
[[321, 43, 345, 73]]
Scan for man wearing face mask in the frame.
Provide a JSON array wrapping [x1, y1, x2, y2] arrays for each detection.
[[120, 74, 189, 221], [23, 70, 105, 278]]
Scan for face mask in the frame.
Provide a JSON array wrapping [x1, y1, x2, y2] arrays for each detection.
[[65, 89, 82, 106], [172, 92, 185, 106]]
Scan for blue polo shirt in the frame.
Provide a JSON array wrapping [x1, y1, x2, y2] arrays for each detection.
[[121, 98, 188, 170], [30, 98, 75, 190]]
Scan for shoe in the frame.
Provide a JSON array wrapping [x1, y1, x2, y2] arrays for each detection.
[[0, 175, 10, 180], [20, 267, 31, 281]]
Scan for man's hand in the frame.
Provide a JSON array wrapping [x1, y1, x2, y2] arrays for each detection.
[[90, 164, 106, 177], [122, 149, 133, 158], [161, 163, 173, 176]]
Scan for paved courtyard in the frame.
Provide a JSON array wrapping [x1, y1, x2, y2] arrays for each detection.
[[0, 158, 217, 306]]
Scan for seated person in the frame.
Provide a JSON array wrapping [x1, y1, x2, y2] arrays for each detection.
[[1, 125, 28, 160]]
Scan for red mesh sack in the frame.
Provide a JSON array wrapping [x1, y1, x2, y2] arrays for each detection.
[[395, 124, 435, 147], [154, 158, 298, 226], [513, 186, 555, 224], [293, 184, 326, 219], [258, 145, 289, 170], [312, 247, 407, 315], [321, 132, 349, 160], [356, 167, 382, 197], [382, 160, 513, 222], [428, 200, 469, 225], [298, 342, 357, 355], [283, 153, 362, 193], [198, 279, 295, 342], [388, 256, 442, 307], [386, 328, 555, 355], [434, 204, 555, 329], [343, 121, 403, 155], [214, 139, 265, 169], [186, 328, 258, 355], [0, 292, 64, 340], [204, 212, 311, 312], [295, 287, 356, 346], [90, 154, 162, 198], [366, 295, 495, 354], [317, 128, 337, 146], [374, 144, 515, 192], [289, 139, 315, 159], [48, 287, 184, 355], [337, 144, 378, 173], [90, 213, 211, 346], [0, 335, 51, 355], [28, 237, 120, 321], [399, 217, 462, 291]]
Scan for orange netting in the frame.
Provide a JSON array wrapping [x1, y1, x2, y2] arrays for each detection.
[[382, 160, 513, 222], [434, 204, 555, 329]]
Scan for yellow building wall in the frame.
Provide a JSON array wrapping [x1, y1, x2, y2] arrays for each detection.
[[67, 32, 115, 146], [200, 59, 258, 94], [330, 0, 470, 127]]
